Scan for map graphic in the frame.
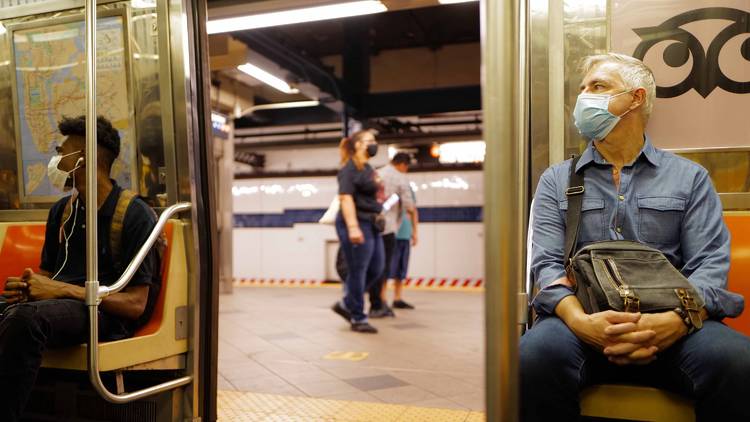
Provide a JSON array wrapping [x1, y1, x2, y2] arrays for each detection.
[[13, 16, 133, 200]]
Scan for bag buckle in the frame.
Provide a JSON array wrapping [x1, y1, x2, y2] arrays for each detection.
[[622, 295, 640, 313], [565, 186, 585, 196], [677, 289, 703, 330]]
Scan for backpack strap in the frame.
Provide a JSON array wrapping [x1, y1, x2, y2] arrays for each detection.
[[110, 189, 137, 270]]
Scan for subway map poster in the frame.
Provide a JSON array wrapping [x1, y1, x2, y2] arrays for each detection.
[[12, 15, 133, 201]]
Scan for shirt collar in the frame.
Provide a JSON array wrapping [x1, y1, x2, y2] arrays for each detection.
[[97, 181, 122, 218], [574, 135, 660, 173]]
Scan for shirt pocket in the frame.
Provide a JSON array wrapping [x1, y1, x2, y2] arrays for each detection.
[[637, 196, 686, 245], [559, 198, 606, 243]]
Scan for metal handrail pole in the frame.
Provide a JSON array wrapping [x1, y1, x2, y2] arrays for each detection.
[[83, 0, 193, 406], [88, 305, 193, 404], [86, 202, 193, 403], [482, 0, 526, 420], [83, 0, 98, 306], [98, 202, 192, 298]]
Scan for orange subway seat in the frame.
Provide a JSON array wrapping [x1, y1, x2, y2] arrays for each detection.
[[723, 212, 750, 337], [0, 222, 174, 339], [0, 225, 46, 292]]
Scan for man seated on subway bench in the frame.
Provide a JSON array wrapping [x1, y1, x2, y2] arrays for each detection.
[[0, 115, 160, 422], [520, 53, 750, 422]]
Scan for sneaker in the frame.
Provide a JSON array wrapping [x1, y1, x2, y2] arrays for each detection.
[[369, 305, 395, 318], [331, 302, 351, 323], [351, 322, 378, 334], [393, 300, 415, 310]]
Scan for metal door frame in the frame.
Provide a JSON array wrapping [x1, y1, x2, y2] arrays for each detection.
[[481, 0, 527, 420]]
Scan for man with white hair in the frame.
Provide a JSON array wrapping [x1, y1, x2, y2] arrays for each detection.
[[521, 53, 750, 421]]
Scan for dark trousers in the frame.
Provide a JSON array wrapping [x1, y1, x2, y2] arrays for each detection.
[[520, 316, 750, 422], [336, 215, 384, 322], [369, 233, 396, 310], [0, 299, 129, 422]]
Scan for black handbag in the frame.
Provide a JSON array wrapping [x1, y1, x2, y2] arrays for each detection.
[[564, 155, 704, 329], [373, 213, 386, 233]]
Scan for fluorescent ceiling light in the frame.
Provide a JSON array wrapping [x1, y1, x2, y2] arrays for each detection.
[[250, 100, 320, 111], [207, 1, 387, 34], [439, 0, 478, 4], [237, 63, 299, 94], [236, 100, 320, 118]]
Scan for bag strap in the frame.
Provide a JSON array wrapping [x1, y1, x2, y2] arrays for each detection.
[[564, 155, 585, 266], [110, 189, 137, 269]]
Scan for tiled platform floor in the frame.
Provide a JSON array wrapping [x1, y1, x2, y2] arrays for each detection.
[[218, 286, 485, 413], [218, 390, 486, 421]]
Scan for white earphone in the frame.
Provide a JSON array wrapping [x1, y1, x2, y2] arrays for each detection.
[[51, 168, 81, 280]]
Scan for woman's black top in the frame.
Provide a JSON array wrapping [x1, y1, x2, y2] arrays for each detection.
[[337, 160, 384, 220]]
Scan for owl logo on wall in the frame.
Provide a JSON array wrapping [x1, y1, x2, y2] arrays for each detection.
[[632, 7, 749, 98]]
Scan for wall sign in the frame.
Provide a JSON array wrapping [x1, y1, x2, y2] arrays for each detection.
[[612, 1, 750, 149]]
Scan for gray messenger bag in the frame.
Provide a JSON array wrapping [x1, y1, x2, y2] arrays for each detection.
[[563, 156, 704, 330]]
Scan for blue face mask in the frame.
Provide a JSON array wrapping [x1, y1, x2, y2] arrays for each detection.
[[573, 90, 633, 141]]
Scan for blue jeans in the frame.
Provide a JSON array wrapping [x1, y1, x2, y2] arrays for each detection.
[[520, 317, 750, 422], [336, 214, 384, 323], [368, 232, 395, 310], [390, 239, 411, 280], [0, 299, 129, 421]]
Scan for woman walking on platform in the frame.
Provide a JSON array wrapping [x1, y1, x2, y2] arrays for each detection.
[[331, 130, 384, 333]]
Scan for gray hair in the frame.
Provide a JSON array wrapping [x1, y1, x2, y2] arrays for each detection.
[[580, 53, 656, 121]]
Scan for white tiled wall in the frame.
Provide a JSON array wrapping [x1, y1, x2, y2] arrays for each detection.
[[259, 147, 390, 173], [232, 171, 484, 282]]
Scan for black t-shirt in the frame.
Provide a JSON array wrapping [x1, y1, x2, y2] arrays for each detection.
[[337, 160, 384, 219], [40, 183, 160, 334]]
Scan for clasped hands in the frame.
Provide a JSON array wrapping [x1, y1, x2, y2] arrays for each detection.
[[3, 268, 66, 304], [573, 309, 688, 365]]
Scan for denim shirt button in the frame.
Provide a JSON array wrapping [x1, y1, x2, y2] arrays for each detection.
[[616, 227, 622, 233], [618, 195, 625, 201]]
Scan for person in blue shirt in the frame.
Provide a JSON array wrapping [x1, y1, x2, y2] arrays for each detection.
[[521, 53, 750, 421], [388, 187, 418, 309]]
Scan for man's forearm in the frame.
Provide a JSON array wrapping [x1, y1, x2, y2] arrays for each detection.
[[62, 283, 85, 301], [99, 287, 148, 320], [554, 294, 586, 329], [61, 283, 148, 320]]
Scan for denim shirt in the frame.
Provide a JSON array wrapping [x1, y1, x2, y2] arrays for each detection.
[[530, 138, 744, 319]]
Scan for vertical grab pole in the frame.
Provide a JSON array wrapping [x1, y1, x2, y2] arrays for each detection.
[[84, 0, 98, 303], [81, 0, 192, 404], [84, 0, 101, 387], [481, 0, 528, 420]]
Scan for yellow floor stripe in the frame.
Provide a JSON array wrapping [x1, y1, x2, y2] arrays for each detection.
[[232, 282, 484, 292], [218, 390, 486, 422]]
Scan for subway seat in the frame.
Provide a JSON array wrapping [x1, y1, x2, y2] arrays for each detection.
[[580, 212, 750, 421], [0, 220, 188, 372], [580, 384, 694, 422], [722, 212, 750, 337]]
